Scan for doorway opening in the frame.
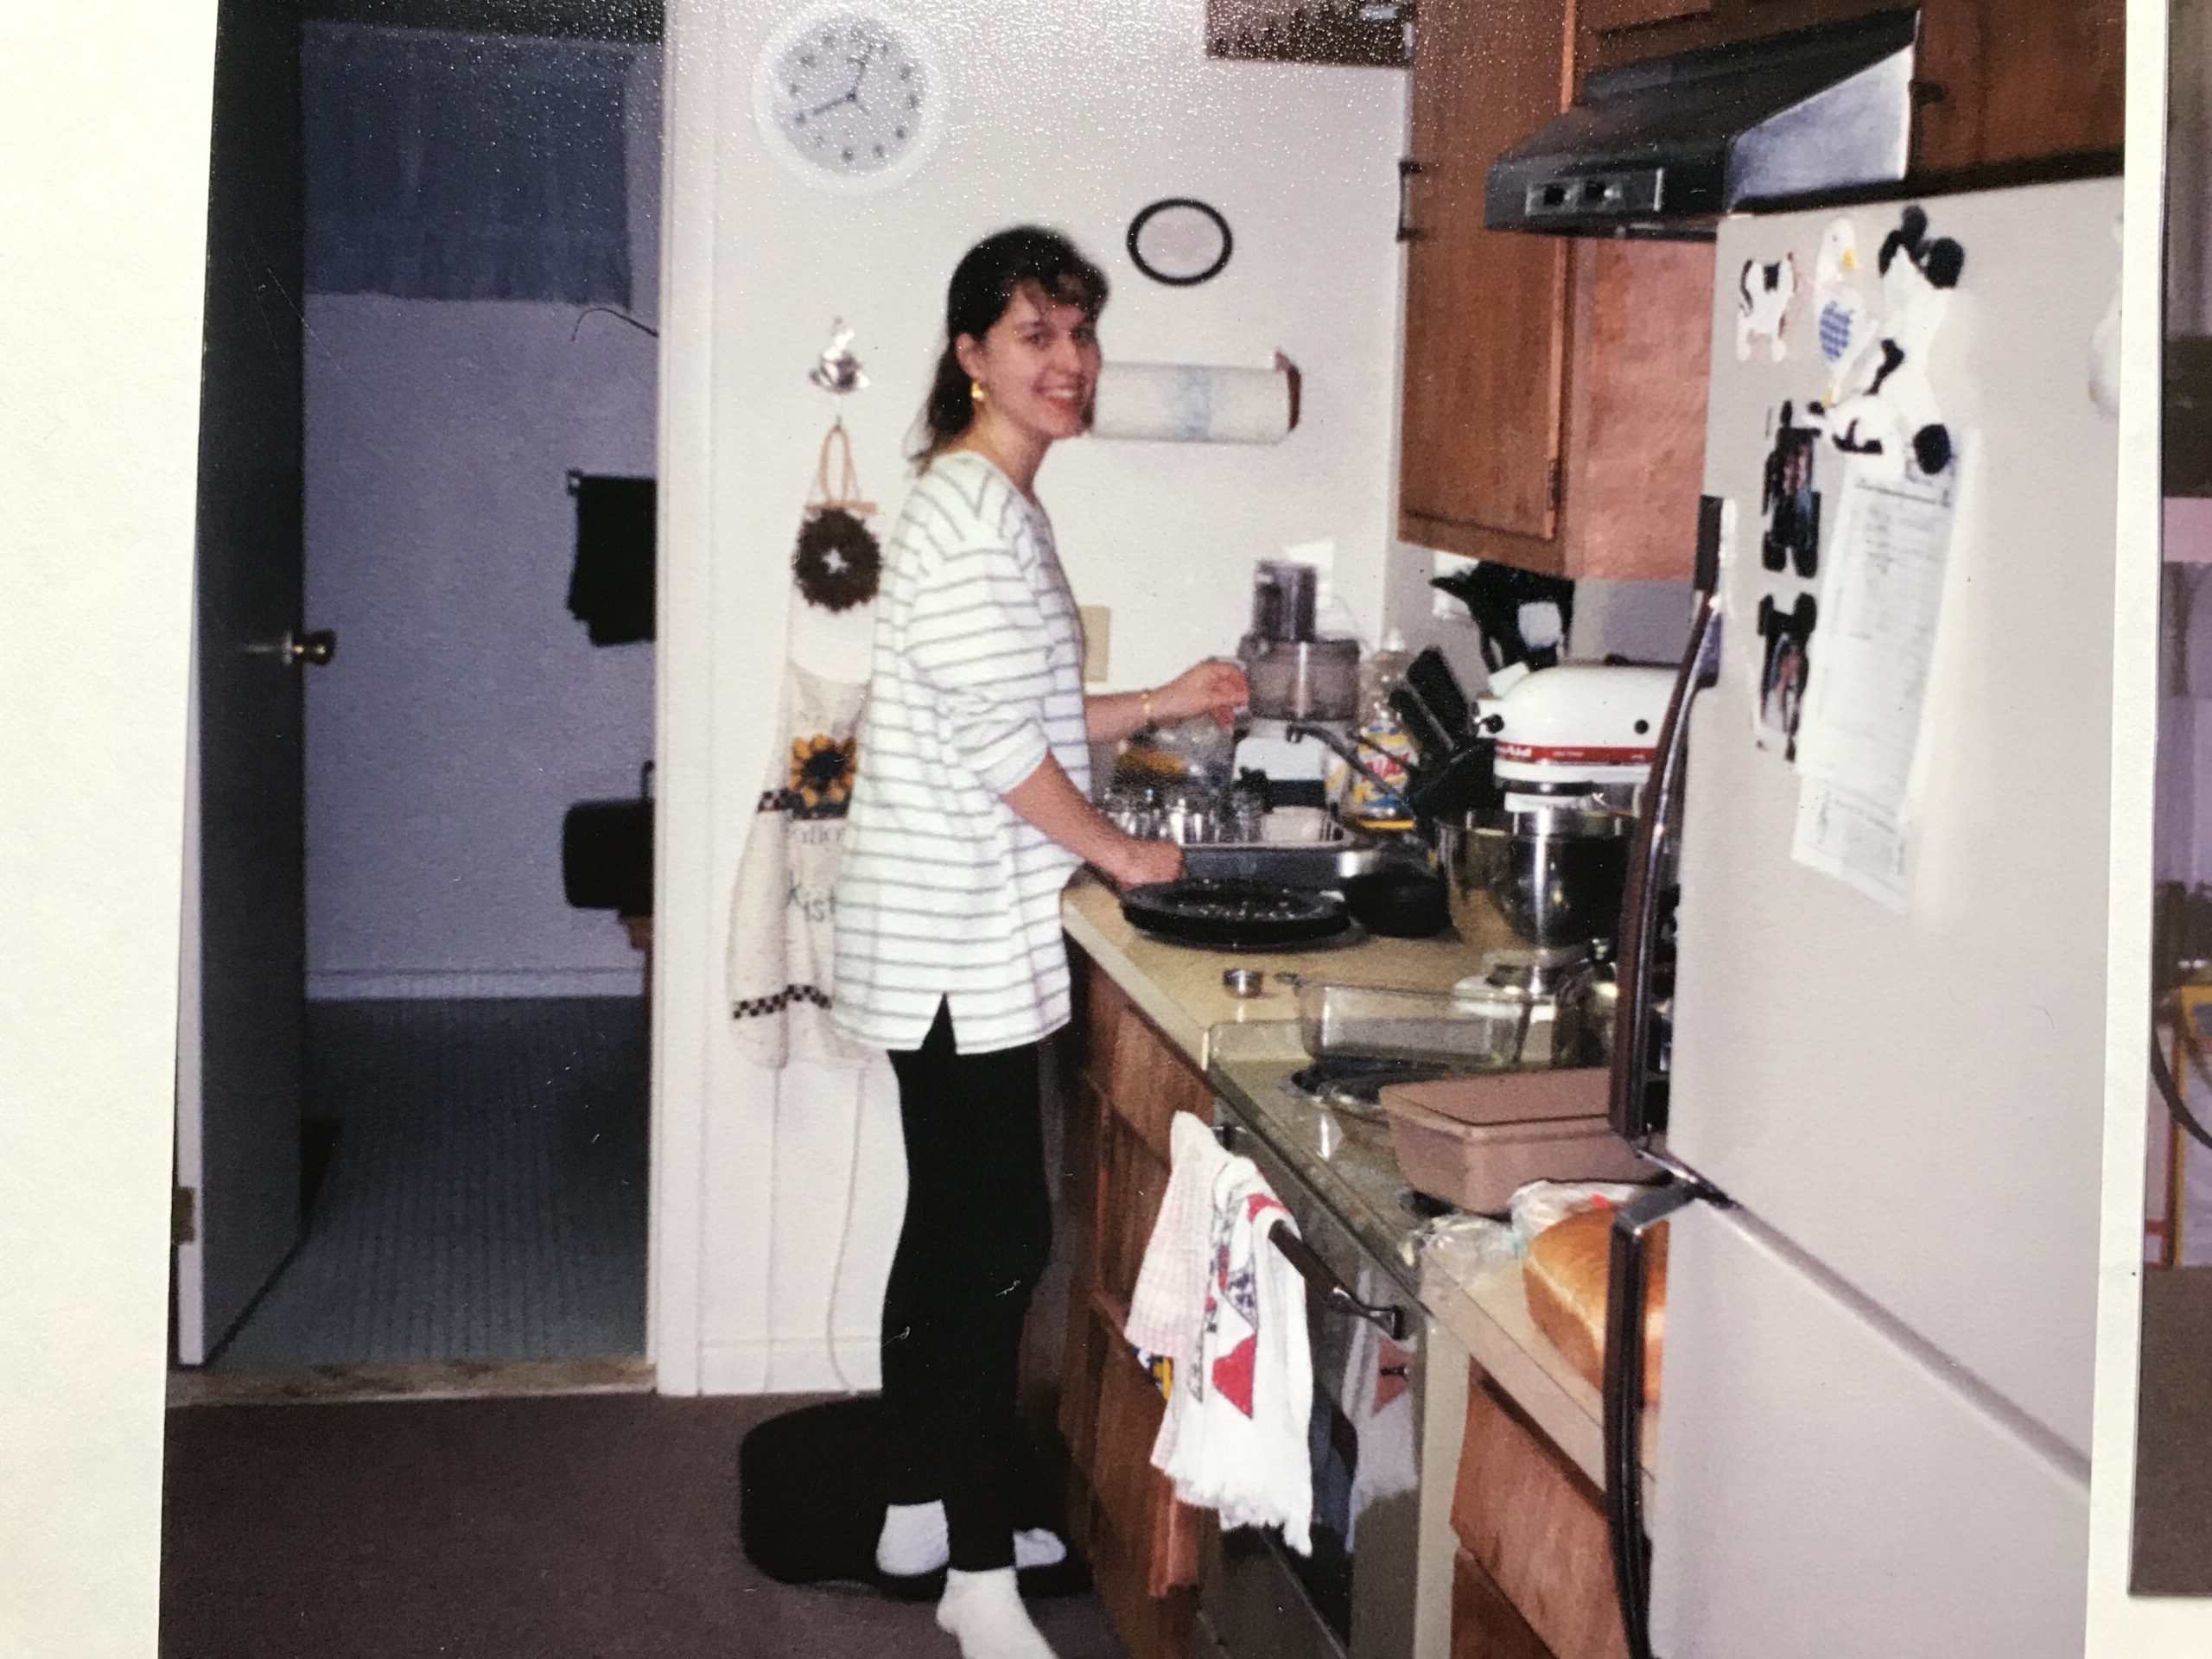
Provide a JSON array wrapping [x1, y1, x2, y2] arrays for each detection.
[[174, 0, 664, 1390]]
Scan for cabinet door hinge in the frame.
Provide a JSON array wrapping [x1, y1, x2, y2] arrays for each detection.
[[1396, 157, 1423, 243], [174, 1185, 197, 1245]]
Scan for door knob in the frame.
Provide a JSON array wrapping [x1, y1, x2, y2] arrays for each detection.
[[248, 628, 336, 667]]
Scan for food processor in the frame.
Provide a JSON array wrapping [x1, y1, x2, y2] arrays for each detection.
[[1232, 562, 1363, 809]]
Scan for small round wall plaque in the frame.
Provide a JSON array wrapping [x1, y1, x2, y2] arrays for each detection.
[[1127, 198, 1234, 287]]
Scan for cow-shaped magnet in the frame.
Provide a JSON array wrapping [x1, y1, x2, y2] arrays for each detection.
[[1736, 253, 1797, 362], [1805, 206, 1965, 480]]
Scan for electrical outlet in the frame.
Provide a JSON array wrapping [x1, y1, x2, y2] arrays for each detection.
[[1079, 606, 1110, 683]]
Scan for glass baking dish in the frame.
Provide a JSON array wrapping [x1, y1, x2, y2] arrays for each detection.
[[1294, 980, 1534, 1069]]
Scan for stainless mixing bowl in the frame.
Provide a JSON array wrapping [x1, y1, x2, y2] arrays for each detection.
[[1437, 805, 1634, 955]]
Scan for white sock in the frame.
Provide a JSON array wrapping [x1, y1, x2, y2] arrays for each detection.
[[876, 1501, 1070, 1576], [876, 1501, 949, 1576], [936, 1567, 1058, 1659], [1014, 1528, 1068, 1569]]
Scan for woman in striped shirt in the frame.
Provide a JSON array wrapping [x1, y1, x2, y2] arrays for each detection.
[[833, 227, 1243, 1659]]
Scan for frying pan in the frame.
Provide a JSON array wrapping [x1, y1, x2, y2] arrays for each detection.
[[1120, 880, 1352, 950]]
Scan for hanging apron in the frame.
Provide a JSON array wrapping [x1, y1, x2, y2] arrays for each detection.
[[726, 658, 872, 1069]]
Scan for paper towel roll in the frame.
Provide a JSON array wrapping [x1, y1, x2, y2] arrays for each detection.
[[1089, 361, 1295, 444]]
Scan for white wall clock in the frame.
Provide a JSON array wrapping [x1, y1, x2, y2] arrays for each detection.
[[753, 3, 944, 194]]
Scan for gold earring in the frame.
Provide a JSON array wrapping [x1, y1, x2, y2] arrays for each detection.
[[970, 379, 986, 404]]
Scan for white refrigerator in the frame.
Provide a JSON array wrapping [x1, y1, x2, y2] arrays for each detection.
[[1604, 175, 2126, 1658]]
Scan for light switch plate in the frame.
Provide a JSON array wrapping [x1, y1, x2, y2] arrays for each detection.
[[1079, 606, 1110, 683]]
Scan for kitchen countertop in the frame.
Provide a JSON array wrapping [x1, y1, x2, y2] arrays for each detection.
[[1062, 874, 1660, 1492], [1060, 874, 1486, 1070]]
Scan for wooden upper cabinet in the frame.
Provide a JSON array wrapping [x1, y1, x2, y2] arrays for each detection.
[[1579, 0, 1905, 77], [1205, 0, 1411, 65], [1912, 0, 2125, 171], [1582, 0, 1714, 33], [1578, 0, 2126, 167], [1557, 238, 1714, 581], [1399, 0, 2118, 583], [1397, 0, 1713, 582], [1399, 0, 1573, 559]]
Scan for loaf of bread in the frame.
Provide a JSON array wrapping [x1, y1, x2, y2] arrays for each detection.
[[1520, 1207, 1667, 1403]]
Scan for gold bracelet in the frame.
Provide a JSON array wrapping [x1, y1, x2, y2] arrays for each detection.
[[1140, 687, 1156, 728]]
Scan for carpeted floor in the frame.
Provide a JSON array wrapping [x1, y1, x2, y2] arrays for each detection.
[[2132, 1265, 2212, 1592], [161, 1390, 1127, 1659], [215, 998, 648, 1368]]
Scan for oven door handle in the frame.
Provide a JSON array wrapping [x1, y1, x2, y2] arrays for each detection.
[[1268, 1221, 1408, 1342]]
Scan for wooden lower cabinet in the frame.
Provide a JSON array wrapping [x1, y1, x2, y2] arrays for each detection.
[[1078, 1313, 1199, 1656], [1055, 952, 1209, 1659], [1055, 951, 1633, 1659], [1452, 1373, 1630, 1659], [1089, 1503, 1198, 1659], [1454, 1548, 1555, 1659]]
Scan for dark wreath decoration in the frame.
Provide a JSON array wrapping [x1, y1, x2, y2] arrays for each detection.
[[793, 422, 881, 613]]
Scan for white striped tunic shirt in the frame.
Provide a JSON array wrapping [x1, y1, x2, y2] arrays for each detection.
[[831, 451, 1091, 1054]]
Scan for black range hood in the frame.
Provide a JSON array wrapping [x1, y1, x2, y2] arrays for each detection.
[[1484, 9, 1918, 240]]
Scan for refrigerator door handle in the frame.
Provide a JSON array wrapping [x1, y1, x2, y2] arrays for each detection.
[[1605, 1177, 1716, 1659], [1610, 497, 1726, 1144]]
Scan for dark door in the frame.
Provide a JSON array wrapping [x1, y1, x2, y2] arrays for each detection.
[[180, 0, 312, 1362]]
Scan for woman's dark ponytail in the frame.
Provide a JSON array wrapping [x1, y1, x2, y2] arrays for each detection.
[[912, 226, 1108, 468], [918, 347, 977, 463]]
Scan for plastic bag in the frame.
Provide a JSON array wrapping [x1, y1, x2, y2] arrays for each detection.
[[1508, 1180, 1651, 1251], [1411, 1212, 1519, 1282]]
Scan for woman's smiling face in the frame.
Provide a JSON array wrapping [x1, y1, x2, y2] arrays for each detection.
[[956, 282, 1101, 448]]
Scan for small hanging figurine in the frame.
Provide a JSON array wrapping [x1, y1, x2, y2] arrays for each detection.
[[808, 321, 869, 396], [793, 319, 881, 612]]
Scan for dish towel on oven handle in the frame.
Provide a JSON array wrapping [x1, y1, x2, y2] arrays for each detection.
[[726, 658, 871, 1070], [1125, 1111, 1314, 1555]]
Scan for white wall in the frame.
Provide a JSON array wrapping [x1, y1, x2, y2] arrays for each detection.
[[1383, 537, 1700, 698], [302, 48, 662, 999], [3, 3, 218, 1651], [657, 0, 1408, 1392]]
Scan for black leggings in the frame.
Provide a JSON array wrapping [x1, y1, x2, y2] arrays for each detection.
[[881, 1001, 1052, 1573]]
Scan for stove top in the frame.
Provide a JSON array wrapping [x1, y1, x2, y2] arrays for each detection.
[[1282, 1055, 1452, 1119]]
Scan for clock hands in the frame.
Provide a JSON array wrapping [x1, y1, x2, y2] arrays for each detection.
[[845, 37, 877, 110], [801, 37, 879, 122]]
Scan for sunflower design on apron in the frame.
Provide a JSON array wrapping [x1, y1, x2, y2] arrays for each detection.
[[783, 733, 857, 819]]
